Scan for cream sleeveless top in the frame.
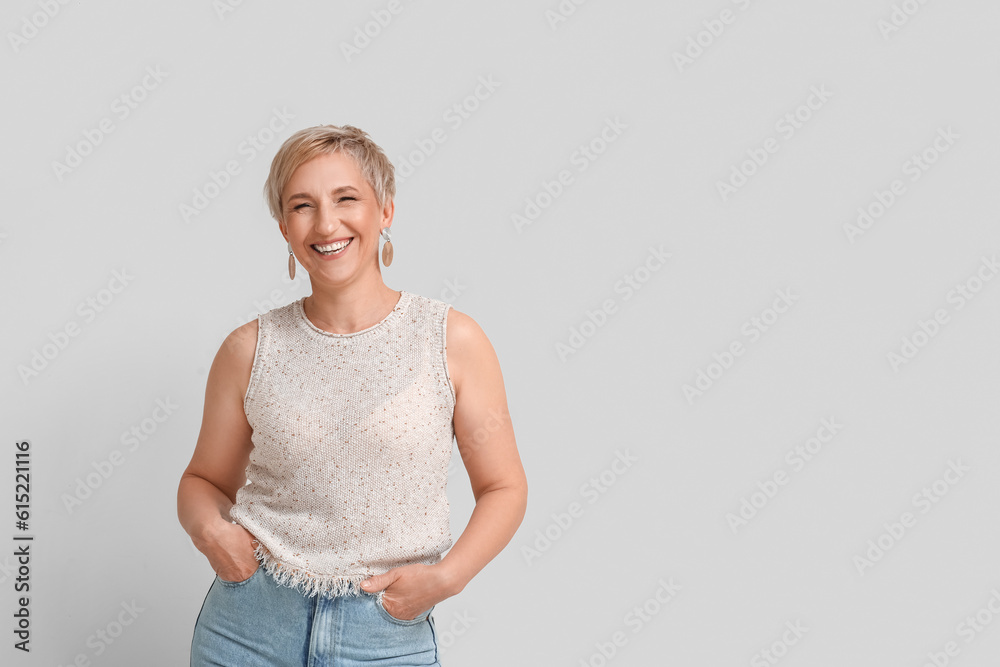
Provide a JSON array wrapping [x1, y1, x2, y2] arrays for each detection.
[[229, 290, 456, 598]]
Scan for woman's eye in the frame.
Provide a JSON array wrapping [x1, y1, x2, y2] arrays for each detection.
[[291, 198, 352, 211]]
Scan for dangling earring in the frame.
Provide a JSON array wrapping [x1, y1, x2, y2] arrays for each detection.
[[380, 227, 393, 267], [287, 242, 296, 280]]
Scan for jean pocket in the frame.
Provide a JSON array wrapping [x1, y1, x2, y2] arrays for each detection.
[[375, 594, 434, 626], [216, 563, 261, 587]]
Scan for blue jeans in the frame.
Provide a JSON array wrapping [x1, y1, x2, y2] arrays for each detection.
[[190, 564, 440, 666]]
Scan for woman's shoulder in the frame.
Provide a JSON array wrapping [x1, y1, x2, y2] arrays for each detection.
[[440, 302, 512, 410], [222, 318, 259, 357], [445, 306, 495, 366], [210, 319, 259, 394], [443, 305, 480, 341]]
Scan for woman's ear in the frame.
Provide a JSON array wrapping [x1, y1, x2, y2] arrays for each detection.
[[381, 198, 394, 226]]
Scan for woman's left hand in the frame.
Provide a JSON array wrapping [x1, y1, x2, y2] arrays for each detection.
[[360, 563, 454, 621]]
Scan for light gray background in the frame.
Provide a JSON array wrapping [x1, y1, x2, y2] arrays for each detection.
[[3, 1, 999, 665]]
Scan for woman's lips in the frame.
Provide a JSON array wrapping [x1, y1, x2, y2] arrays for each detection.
[[311, 238, 352, 257]]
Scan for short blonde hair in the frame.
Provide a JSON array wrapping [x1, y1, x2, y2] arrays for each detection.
[[263, 124, 395, 222]]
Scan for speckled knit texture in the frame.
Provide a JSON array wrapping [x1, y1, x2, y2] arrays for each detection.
[[230, 290, 457, 599]]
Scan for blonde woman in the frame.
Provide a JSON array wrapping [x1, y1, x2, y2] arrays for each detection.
[[178, 124, 527, 666]]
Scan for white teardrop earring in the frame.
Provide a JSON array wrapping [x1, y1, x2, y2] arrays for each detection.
[[287, 242, 296, 280]]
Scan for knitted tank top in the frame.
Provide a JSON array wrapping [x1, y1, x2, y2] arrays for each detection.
[[229, 290, 456, 599]]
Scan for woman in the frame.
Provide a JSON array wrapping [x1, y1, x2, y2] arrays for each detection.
[[177, 124, 528, 666]]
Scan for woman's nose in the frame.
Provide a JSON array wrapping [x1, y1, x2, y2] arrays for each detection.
[[315, 203, 339, 232]]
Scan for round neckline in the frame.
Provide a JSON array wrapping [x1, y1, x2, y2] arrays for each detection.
[[295, 291, 411, 338]]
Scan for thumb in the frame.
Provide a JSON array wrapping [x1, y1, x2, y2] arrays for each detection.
[[360, 572, 390, 592]]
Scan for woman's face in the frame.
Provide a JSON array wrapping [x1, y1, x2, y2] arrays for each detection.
[[279, 150, 392, 285]]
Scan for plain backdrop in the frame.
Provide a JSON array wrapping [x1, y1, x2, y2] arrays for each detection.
[[3, 1, 1000, 665]]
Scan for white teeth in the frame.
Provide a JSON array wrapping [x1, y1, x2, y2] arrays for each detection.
[[313, 239, 351, 254]]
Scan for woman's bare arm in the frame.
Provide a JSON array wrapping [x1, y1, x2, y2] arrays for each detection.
[[176, 320, 260, 577], [435, 308, 529, 594]]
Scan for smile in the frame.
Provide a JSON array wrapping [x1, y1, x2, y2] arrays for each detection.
[[311, 238, 352, 255]]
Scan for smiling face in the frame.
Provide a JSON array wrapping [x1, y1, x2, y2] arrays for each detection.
[[279, 150, 393, 287]]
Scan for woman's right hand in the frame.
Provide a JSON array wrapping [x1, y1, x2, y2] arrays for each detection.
[[202, 521, 261, 583]]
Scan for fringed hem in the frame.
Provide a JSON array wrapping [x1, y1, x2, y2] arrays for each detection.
[[251, 541, 373, 599]]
